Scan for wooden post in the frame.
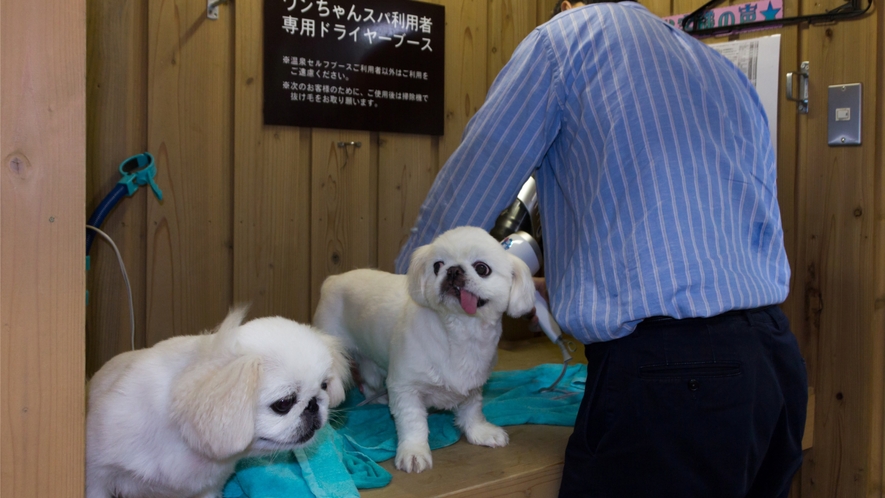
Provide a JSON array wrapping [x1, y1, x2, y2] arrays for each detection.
[[1, 0, 87, 495]]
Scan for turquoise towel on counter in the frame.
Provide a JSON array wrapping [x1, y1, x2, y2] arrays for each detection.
[[223, 452, 313, 498], [224, 363, 586, 497], [222, 423, 378, 498], [484, 362, 587, 427], [335, 392, 462, 462]]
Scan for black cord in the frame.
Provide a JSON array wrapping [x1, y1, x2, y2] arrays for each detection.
[[681, 0, 873, 37]]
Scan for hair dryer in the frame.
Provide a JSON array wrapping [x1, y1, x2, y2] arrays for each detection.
[[490, 177, 539, 242], [492, 178, 573, 391]]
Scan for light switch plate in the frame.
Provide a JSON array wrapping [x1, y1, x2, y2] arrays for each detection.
[[828, 83, 862, 146]]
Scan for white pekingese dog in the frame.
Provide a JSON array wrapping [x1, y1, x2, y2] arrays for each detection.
[[85, 306, 350, 498], [313, 226, 535, 473]]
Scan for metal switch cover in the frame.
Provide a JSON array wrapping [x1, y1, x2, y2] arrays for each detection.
[[828, 83, 862, 146]]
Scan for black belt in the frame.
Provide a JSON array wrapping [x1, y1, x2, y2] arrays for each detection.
[[641, 306, 773, 324]]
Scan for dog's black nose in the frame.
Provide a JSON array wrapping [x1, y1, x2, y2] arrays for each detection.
[[306, 397, 319, 414], [446, 265, 465, 282]]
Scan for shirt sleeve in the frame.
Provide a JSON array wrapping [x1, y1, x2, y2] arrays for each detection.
[[394, 28, 564, 274]]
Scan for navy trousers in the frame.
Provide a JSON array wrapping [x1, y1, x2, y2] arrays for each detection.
[[558, 306, 807, 498]]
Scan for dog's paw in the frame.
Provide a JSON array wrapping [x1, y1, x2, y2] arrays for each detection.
[[465, 422, 509, 448], [395, 441, 433, 473]]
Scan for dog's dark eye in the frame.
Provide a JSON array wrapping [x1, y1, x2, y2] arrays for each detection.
[[433, 261, 444, 275], [473, 262, 491, 277], [271, 394, 297, 415], [321, 381, 328, 390]]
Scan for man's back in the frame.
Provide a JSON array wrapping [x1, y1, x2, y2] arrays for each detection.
[[532, 2, 789, 340]]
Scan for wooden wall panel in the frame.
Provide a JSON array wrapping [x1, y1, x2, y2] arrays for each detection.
[[488, 1, 539, 87], [310, 129, 376, 311], [537, 1, 553, 25], [146, 1, 234, 343], [377, 134, 438, 272], [374, 0, 491, 275], [439, 0, 488, 169], [233, 0, 313, 323], [1, 0, 86, 494], [875, 4, 885, 494], [643, 0, 673, 19], [796, 13, 880, 498], [85, 0, 149, 375]]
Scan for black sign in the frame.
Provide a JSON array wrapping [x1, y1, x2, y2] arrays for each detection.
[[264, 0, 445, 135]]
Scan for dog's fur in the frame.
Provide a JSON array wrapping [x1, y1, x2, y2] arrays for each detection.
[[85, 307, 350, 498], [314, 226, 535, 473]]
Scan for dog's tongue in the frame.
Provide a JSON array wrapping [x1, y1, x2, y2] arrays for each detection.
[[460, 289, 479, 315]]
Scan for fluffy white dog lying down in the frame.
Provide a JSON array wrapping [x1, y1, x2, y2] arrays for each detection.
[[314, 226, 535, 473], [86, 307, 350, 498]]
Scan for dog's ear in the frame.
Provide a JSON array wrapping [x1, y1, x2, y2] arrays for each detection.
[[407, 244, 434, 307], [171, 354, 261, 460], [316, 332, 352, 407], [506, 254, 536, 318]]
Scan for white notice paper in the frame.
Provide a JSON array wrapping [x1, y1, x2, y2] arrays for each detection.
[[709, 34, 781, 155]]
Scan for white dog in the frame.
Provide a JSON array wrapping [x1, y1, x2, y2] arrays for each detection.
[[86, 307, 350, 498], [314, 226, 535, 473]]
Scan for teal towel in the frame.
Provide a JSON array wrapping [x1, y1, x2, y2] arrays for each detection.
[[336, 394, 462, 462], [222, 424, 374, 498], [484, 362, 587, 427], [224, 363, 586, 497], [223, 452, 314, 498]]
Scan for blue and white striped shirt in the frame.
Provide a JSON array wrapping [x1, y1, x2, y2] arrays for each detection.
[[395, 2, 790, 344]]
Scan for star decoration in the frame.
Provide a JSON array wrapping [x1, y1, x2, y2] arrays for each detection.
[[761, 2, 781, 20]]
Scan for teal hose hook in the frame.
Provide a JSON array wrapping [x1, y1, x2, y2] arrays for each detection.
[[86, 152, 163, 255]]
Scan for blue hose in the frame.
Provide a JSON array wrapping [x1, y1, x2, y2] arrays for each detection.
[[86, 183, 129, 255]]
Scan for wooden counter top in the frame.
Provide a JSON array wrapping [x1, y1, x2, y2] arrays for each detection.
[[361, 336, 583, 498]]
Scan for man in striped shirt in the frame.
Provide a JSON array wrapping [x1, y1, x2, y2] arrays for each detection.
[[395, 1, 807, 496]]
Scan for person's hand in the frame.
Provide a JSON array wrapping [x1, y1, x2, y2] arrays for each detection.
[[526, 277, 548, 333]]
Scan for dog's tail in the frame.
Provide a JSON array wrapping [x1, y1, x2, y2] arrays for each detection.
[[217, 304, 250, 332], [312, 276, 355, 349], [207, 304, 251, 354]]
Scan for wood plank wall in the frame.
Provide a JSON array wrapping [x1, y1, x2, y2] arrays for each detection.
[[84, 0, 884, 496], [2, 0, 87, 495], [86, 0, 548, 358], [86, 0, 149, 371], [876, 0, 885, 491], [791, 0, 881, 495], [147, 0, 236, 346]]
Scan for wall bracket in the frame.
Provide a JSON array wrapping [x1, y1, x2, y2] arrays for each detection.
[[786, 62, 810, 114], [207, 0, 231, 20]]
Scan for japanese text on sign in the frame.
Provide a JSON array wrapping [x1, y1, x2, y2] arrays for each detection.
[[264, 0, 445, 134]]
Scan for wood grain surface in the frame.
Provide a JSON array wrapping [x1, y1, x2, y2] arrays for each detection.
[[2, 0, 87, 494]]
